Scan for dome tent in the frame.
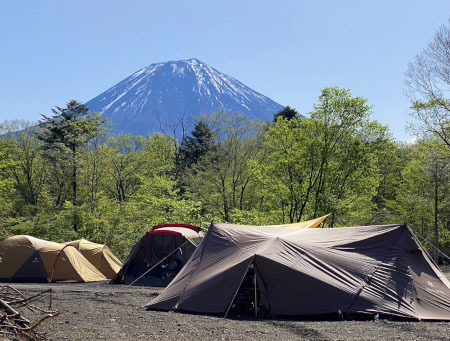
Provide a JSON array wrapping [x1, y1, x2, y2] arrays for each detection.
[[0, 235, 107, 283], [119, 224, 204, 286], [64, 239, 122, 279], [146, 223, 450, 320]]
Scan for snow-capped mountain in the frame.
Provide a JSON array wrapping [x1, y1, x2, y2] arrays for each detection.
[[85, 58, 284, 135]]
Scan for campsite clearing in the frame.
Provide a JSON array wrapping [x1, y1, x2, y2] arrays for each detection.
[[9, 270, 450, 341]]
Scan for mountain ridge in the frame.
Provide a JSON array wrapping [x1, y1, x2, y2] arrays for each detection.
[[85, 58, 284, 135]]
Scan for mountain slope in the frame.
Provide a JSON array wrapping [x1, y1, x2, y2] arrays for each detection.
[[85, 58, 283, 135]]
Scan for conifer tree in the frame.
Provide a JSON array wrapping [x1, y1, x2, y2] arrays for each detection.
[[273, 106, 300, 122], [36, 100, 102, 231], [179, 120, 215, 170]]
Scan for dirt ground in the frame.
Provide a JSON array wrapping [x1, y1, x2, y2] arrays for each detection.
[[7, 268, 450, 341]]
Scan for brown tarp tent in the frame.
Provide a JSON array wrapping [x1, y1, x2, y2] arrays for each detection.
[[64, 239, 122, 279], [0, 235, 107, 283], [118, 224, 204, 285], [145, 223, 450, 320]]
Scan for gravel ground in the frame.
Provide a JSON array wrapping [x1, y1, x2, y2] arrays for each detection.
[[6, 268, 450, 341]]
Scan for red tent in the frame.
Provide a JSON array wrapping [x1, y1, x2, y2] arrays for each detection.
[[118, 224, 204, 286]]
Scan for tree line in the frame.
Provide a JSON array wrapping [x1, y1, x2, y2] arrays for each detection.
[[0, 87, 448, 260]]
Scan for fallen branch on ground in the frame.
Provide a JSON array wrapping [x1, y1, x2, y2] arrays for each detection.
[[0, 286, 59, 340]]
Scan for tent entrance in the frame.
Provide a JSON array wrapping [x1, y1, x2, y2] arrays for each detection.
[[125, 238, 191, 286], [226, 262, 269, 318]]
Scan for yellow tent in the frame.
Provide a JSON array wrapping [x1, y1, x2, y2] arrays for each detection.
[[266, 214, 330, 228], [64, 239, 122, 279], [0, 235, 107, 283]]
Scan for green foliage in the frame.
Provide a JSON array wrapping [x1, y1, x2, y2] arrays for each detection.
[[406, 21, 450, 149], [273, 106, 300, 122], [255, 88, 392, 225], [386, 139, 450, 256], [0, 138, 17, 237], [0, 91, 449, 260], [179, 120, 215, 169], [37, 101, 102, 154], [35, 101, 104, 232], [184, 111, 264, 221]]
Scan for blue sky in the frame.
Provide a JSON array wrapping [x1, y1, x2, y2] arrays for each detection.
[[1, 1, 449, 140]]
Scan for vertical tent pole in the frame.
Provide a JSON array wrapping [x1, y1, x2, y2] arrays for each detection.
[[223, 256, 255, 319], [254, 269, 257, 317]]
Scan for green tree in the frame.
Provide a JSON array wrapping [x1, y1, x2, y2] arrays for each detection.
[[369, 141, 407, 224], [273, 106, 300, 122], [255, 117, 317, 223], [185, 111, 263, 221], [256, 87, 390, 225], [310, 88, 391, 224], [406, 20, 450, 149], [105, 134, 145, 203], [387, 140, 450, 261], [80, 123, 111, 214], [179, 120, 215, 170], [0, 137, 17, 237], [2, 121, 47, 213], [36, 100, 102, 231]]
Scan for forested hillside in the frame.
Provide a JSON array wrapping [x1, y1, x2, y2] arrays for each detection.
[[1, 86, 449, 260]]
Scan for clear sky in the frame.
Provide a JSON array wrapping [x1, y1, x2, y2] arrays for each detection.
[[1, 1, 449, 140]]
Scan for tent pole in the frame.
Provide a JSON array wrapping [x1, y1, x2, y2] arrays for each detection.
[[254, 270, 257, 317], [129, 240, 189, 286], [49, 245, 74, 282], [409, 227, 450, 264], [408, 227, 439, 267], [425, 241, 450, 263], [223, 256, 254, 319], [418, 234, 450, 263]]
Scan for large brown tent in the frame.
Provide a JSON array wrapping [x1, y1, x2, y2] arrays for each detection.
[[0, 235, 107, 283], [145, 223, 450, 320], [119, 224, 204, 285], [64, 239, 122, 279]]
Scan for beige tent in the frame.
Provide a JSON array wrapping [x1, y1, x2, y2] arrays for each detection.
[[266, 214, 330, 228], [0, 235, 107, 283], [146, 223, 450, 320], [64, 239, 122, 279]]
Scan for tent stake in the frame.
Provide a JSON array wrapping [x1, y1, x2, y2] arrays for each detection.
[[223, 256, 255, 319], [129, 240, 189, 286]]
